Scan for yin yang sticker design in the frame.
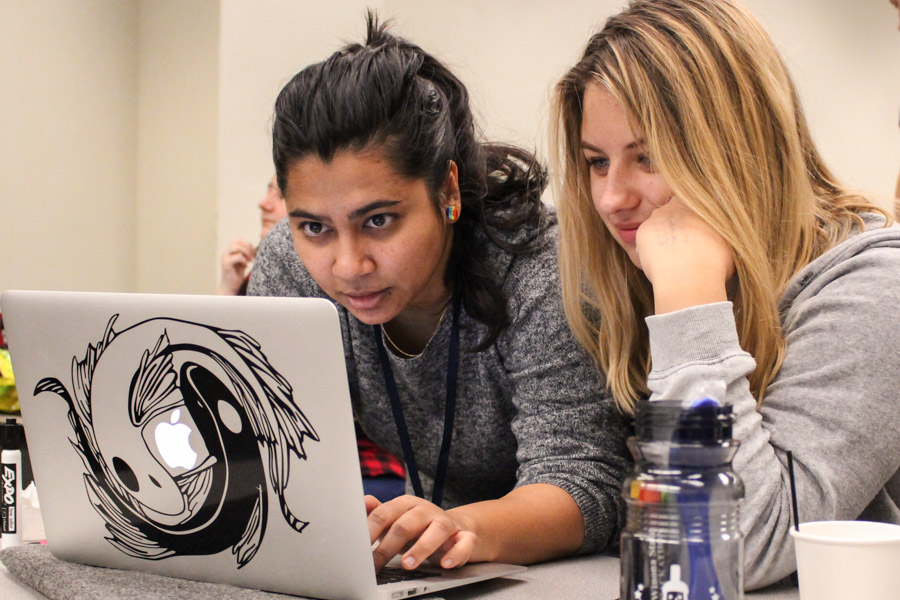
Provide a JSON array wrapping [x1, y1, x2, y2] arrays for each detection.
[[34, 315, 319, 568]]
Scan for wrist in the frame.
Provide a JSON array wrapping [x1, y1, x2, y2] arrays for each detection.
[[216, 277, 241, 295], [447, 505, 495, 562], [652, 275, 728, 314]]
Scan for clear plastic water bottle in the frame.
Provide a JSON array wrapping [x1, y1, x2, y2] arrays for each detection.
[[620, 399, 744, 600]]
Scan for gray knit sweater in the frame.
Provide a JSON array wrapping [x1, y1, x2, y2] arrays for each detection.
[[645, 214, 900, 589], [248, 212, 629, 554]]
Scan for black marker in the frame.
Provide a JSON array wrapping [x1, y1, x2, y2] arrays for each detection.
[[1, 418, 24, 548]]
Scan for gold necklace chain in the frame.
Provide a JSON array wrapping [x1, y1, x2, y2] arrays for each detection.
[[381, 303, 451, 359], [381, 326, 421, 358]]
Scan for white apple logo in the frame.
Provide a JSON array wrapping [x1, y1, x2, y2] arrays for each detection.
[[154, 409, 198, 470]]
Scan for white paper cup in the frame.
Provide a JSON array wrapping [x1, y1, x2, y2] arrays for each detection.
[[790, 520, 900, 599]]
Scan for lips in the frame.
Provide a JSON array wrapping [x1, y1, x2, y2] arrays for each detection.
[[343, 289, 388, 311], [616, 223, 641, 244]]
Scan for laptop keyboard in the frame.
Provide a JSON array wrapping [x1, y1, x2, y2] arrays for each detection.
[[377, 566, 441, 585]]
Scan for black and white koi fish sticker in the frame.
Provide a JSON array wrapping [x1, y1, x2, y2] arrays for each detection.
[[34, 315, 319, 568]]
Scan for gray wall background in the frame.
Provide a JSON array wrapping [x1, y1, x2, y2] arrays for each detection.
[[1, 0, 897, 294]]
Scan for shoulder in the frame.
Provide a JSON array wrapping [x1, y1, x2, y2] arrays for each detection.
[[492, 211, 569, 331], [477, 203, 559, 282], [506, 208, 560, 293], [780, 215, 900, 330], [783, 215, 900, 303], [467, 205, 562, 320], [483, 198, 556, 249], [824, 212, 900, 264]]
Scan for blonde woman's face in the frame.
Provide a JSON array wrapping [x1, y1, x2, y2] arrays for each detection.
[[580, 83, 674, 269]]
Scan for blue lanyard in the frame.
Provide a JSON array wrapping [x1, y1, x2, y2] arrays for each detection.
[[372, 293, 460, 508]]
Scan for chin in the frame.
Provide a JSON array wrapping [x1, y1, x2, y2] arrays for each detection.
[[614, 244, 642, 271], [342, 304, 394, 326], [348, 312, 383, 326], [629, 257, 644, 271]]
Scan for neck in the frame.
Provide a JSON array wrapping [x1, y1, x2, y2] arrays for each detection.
[[384, 227, 455, 356], [383, 293, 453, 356]]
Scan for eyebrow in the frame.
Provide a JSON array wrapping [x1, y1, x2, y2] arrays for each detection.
[[289, 199, 402, 222], [581, 139, 646, 154]]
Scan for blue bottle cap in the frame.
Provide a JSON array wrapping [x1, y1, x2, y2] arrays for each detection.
[[634, 399, 733, 445]]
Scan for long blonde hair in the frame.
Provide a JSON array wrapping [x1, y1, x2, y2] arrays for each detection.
[[552, 0, 888, 414]]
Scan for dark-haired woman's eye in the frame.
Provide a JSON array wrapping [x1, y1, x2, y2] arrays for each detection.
[[365, 214, 395, 229], [300, 221, 329, 237]]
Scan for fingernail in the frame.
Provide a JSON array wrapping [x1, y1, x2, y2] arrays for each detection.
[[403, 556, 416, 569], [442, 558, 455, 568]]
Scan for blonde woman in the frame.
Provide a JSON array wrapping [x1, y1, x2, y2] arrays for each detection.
[[552, 0, 900, 590]]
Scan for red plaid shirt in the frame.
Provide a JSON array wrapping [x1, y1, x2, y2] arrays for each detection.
[[356, 423, 405, 478]]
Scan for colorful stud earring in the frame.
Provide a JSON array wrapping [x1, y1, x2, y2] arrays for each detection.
[[445, 205, 460, 222]]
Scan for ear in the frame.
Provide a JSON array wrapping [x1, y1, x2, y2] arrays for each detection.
[[440, 161, 461, 210]]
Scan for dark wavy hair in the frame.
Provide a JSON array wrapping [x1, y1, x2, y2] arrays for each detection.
[[272, 13, 549, 350]]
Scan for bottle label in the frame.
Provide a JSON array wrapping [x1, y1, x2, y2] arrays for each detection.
[[1, 462, 16, 534], [621, 534, 741, 600]]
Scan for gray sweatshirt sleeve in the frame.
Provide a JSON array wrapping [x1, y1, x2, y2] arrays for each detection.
[[247, 220, 319, 298], [644, 244, 900, 589], [499, 240, 630, 554]]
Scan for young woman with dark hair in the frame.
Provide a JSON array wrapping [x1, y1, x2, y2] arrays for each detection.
[[248, 16, 628, 572]]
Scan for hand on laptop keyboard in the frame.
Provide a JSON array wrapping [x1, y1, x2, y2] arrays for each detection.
[[366, 494, 478, 572]]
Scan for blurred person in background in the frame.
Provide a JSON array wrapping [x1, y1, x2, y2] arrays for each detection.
[[216, 175, 287, 296]]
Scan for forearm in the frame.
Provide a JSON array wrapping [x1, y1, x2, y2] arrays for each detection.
[[646, 291, 900, 589], [449, 483, 584, 565], [651, 273, 728, 314], [644, 302, 792, 587], [216, 278, 242, 296], [493, 247, 627, 558]]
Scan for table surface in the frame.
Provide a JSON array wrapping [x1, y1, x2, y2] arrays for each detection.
[[1, 560, 45, 600], [0, 549, 799, 600], [0, 450, 798, 600]]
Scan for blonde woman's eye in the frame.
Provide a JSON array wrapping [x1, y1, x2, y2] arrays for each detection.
[[365, 214, 395, 228], [586, 156, 609, 171], [638, 154, 655, 170]]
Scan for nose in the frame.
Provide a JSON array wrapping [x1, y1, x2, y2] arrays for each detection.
[[593, 165, 640, 216], [332, 236, 375, 281]]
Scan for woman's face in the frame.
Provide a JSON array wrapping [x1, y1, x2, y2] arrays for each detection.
[[580, 83, 674, 269], [283, 147, 457, 325]]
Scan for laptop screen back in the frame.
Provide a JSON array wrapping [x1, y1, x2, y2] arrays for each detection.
[[1, 290, 378, 599]]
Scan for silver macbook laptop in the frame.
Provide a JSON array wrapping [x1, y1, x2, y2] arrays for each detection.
[[0, 290, 525, 599]]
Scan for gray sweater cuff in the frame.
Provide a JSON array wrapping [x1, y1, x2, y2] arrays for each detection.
[[568, 483, 616, 555], [646, 301, 741, 374]]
